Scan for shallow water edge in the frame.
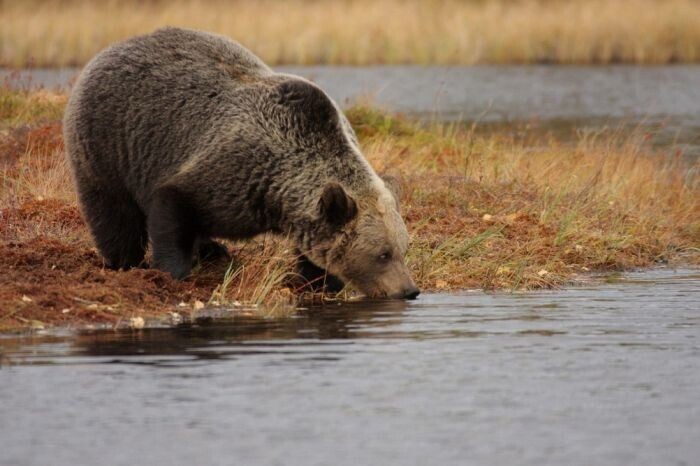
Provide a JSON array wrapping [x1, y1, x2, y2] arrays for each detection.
[[1, 267, 698, 466], [0, 266, 693, 335]]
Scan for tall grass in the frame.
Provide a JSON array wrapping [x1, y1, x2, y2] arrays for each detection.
[[350, 104, 699, 289], [206, 237, 300, 315], [2, 0, 700, 67]]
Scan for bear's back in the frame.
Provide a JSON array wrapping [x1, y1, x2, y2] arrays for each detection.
[[86, 27, 271, 88], [119, 27, 271, 78], [65, 28, 273, 205]]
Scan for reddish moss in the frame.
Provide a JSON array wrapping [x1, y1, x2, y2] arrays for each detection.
[[0, 200, 228, 330]]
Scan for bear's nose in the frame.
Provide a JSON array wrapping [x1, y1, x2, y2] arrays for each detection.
[[403, 287, 420, 300]]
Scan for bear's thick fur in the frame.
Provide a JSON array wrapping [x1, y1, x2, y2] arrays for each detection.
[[63, 27, 418, 299]]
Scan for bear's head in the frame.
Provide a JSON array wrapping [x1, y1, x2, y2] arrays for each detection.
[[304, 179, 420, 300], [270, 77, 418, 299]]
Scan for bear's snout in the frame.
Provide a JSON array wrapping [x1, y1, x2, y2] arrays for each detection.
[[403, 286, 420, 300], [366, 259, 420, 299], [388, 284, 420, 300]]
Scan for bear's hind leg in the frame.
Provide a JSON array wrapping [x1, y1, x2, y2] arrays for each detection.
[[147, 186, 197, 279], [78, 185, 148, 270]]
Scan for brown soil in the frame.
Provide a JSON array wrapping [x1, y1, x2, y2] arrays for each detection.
[[0, 198, 229, 331]]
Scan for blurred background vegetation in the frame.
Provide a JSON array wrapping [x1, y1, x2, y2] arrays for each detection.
[[2, 0, 700, 67]]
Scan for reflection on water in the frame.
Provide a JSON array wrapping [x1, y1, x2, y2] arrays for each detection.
[[1, 268, 699, 466]]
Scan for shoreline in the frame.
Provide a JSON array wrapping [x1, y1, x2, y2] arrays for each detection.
[[1, 88, 698, 332], [2, 266, 697, 335]]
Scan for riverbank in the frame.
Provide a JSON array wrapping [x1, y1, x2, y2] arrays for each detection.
[[1, 87, 698, 331], [2, 0, 700, 68]]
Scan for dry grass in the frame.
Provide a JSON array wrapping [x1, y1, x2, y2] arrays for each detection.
[[349, 105, 699, 291], [3, 0, 700, 67], [1, 87, 698, 331]]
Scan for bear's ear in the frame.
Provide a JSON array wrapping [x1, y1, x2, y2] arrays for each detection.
[[381, 174, 403, 212], [276, 79, 337, 132], [318, 182, 357, 227]]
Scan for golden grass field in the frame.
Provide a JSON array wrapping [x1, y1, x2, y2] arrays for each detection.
[[1, 86, 698, 330], [2, 0, 700, 67]]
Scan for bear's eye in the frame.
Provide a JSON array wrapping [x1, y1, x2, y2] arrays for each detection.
[[378, 251, 392, 261]]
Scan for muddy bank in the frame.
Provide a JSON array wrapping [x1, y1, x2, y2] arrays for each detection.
[[0, 199, 230, 331]]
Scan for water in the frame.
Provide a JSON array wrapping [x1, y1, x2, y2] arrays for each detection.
[[4, 65, 700, 158], [2, 268, 699, 466], [6, 65, 700, 122]]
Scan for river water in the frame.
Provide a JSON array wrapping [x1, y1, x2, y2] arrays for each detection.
[[4, 65, 700, 158], [1, 268, 699, 466], [5, 65, 700, 121]]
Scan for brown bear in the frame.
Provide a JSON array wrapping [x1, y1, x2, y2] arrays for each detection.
[[63, 27, 419, 299]]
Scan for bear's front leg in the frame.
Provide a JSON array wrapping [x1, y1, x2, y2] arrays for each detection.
[[147, 186, 197, 279], [294, 253, 345, 293], [196, 238, 230, 263]]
